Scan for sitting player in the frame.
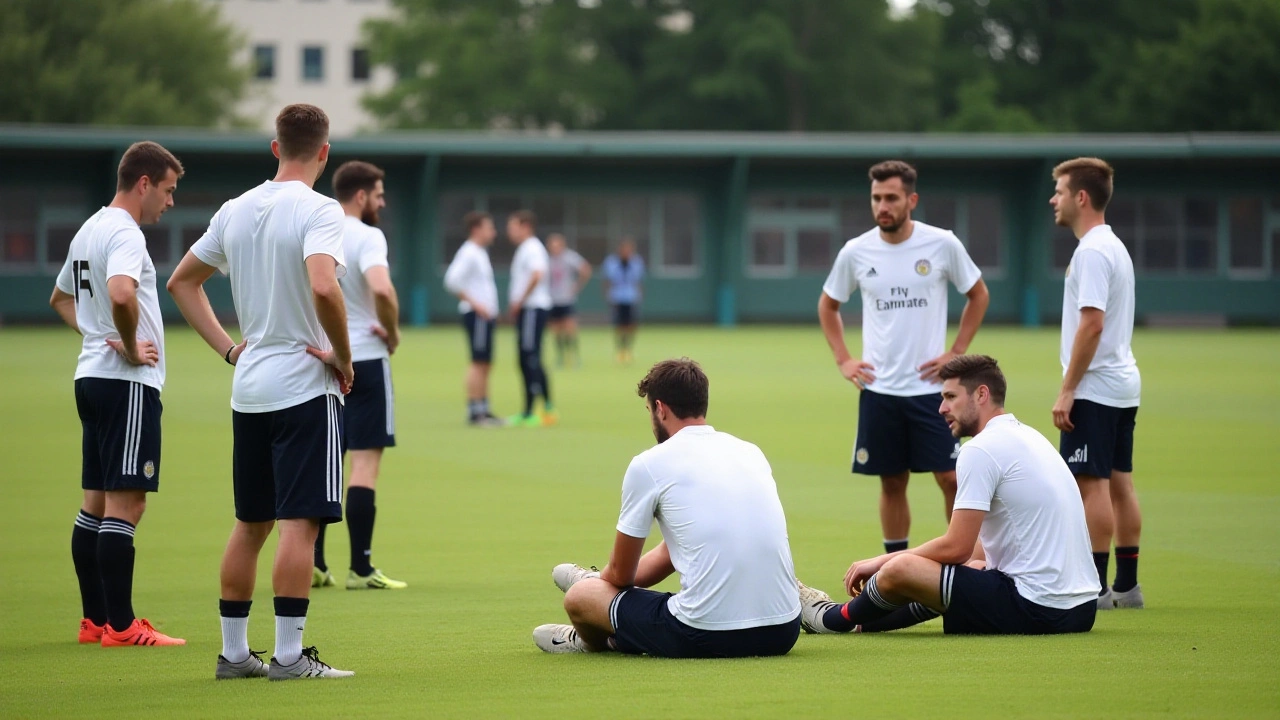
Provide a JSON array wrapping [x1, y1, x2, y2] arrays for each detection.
[[800, 355, 1100, 635], [534, 358, 801, 658]]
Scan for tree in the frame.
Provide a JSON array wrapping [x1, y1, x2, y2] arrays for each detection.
[[0, 0, 247, 126]]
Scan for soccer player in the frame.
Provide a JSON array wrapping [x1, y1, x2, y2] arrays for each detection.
[[443, 211, 504, 426], [799, 355, 1100, 636], [310, 160, 407, 591], [167, 104, 354, 680], [50, 141, 186, 647], [546, 233, 591, 368], [1049, 157, 1145, 609], [506, 210, 555, 427], [601, 238, 644, 364], [534, 359, 801, 658], [819, 160, 990, 554]]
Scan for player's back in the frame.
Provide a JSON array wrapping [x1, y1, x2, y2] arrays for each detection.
[[338, 215, 389, 362]]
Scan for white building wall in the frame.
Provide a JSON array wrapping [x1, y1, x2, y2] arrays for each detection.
[[207, 0, 397, 136]]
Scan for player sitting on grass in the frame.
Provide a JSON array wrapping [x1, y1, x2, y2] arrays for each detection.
[[534, 358, 801, 658], [799, 355, 1100, 636]]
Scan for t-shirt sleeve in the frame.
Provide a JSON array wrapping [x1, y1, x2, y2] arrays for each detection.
[[55, 256, 75, 294], [821, 244, 858, 302], [1072, 249, 1111, 311], [953, 445, 999, 512], [945, 233, 983, 294], [616, 457, 659, 539], [191, 203, 230, 275], [358, 229, 390, 275], [303, 201, 347, 278], [104, 228, 147, 282], [443, 247, 469, 293]]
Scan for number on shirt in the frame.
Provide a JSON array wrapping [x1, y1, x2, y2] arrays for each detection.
[[73, 260, 93, 302]]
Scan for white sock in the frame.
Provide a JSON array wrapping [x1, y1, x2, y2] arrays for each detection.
[[220, 616, 250, 663], [275, 615, 307, 665]]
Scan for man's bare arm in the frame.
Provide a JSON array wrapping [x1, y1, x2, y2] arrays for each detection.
[[49, 288, 78, 333]]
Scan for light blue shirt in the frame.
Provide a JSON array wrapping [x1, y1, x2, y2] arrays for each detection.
[[603, 254, 645, 304]]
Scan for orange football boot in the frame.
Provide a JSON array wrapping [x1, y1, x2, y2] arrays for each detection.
[[79, 619, 105, 644], [101, 618, 186, 647]]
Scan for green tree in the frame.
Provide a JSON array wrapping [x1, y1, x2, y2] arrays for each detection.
[[0, 0, 247, 126]]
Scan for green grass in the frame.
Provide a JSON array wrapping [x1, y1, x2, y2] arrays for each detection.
[[1, 325, 1277, 719]]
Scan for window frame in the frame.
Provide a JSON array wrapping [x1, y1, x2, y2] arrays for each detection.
[[301, 45, 325, 83], [252, 44, 276, 81]]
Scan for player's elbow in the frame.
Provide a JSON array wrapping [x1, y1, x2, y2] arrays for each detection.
[[107, 282, 135, 310], [372, 284, 396, 303]]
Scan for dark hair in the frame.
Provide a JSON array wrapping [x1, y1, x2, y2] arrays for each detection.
[[938, 355, 1006, 406], [1053, 157, 1114, 211], [637, 358, 709, 419], [509, 209, 536, 229], [117, 141, 184, 193], [463, 211, 492, 233], [275, 103, 330, 161], [332, 161, 385, 203], [868, 160, 918, 194]]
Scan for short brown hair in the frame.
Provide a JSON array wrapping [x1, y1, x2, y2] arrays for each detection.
[[938, 354, 1006, 406], [509, 209, 536, 229], [1053, 157, 1114, 211], [463, 211, 491, 233], [275, 104, 329, 161], [332, 161, 385, 203], [117, 141, 183, 193], [637, 358, 709, 420], [868, 160, 918, 194]]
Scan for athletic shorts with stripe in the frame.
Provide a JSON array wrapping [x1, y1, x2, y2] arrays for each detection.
[[938, 565, 1096, 635], [345, 358, 395, 450], [232, 394, 344, 524], [461, 311, 496, 363], [75, 377, 162, 492]]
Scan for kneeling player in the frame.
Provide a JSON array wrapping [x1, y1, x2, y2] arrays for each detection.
[[800, 355, 1099, 636], [534, 359, 801, 658]]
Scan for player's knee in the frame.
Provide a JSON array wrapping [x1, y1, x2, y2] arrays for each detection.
[[880, 475, 909, 496], [563, 578, 609, 621]]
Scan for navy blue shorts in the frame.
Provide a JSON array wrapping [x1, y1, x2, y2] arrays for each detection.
[[461, 311, 496, 363], [1060, 400, 1138, 477], [941, 565, 1096, 635], [612, 303, 637, 327], [549, 304, 575, 321], [75, 378, 162, 492], [344, 358, 395, 450], [232, 394, 344, 524], [853, 390, 959, 476], [609, 588, 801, 658], [518, 307, 548, 357]]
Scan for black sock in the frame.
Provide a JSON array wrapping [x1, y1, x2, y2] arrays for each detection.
[[274, 596, 309, 618], [859, 603, 941, 633], [220, 599, 251, 618], [821, 575, 903, 632], [539, 368, 551, 407], [1113, 546, 1139, 592], [98, 517, 137, 632], [72, 511, 107, 626], [313, 524, 327, 572], [347, 487, 376, 576], [884, 539, 909, 553], [1093, 551, 1110, 595]]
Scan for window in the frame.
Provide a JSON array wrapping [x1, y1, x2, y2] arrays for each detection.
[[253, 45, 275, 80], [142, 227, 171, 266], [351, 48, 371, 82], [302, 46, 325, 82], [750, 228, 786, 271], [1229, 197, 1264, 271], [0, 189, 38, 267], [661, 195, 698, 272], [1052, 195, 1221, 275]]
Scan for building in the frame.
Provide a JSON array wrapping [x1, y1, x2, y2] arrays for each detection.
[[207, 0, 397, 135], [1, 127, 1277, 326]]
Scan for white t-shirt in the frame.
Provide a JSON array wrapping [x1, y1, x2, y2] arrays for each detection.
[[191, 181, 346, 413], [953, 414, 1101, 609], [617, 425, 801, 631], [443, 240, 499, 317], [509, 237, 551, 310], [339, 215, 391, 363], [823, 222, 983, 397], [1061, 225, 1141, 408], [55, 207, 166, 391]]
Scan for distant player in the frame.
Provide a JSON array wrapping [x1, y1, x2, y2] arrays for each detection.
[[167, 104, 354, 680], [443, 211, 504, 426], [547, 234, 591, 368], [800, 355, 1099, 636], [506, 210, 555, 427], [311, 160, 407, 591], [1049, 157, 1145, 610], [50, 141, 186, 647], [819, 160, 990, 554], [602, 238, 644, 364], [534, 358, 801, 657]]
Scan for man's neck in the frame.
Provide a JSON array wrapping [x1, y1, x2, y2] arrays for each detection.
[[879, 218, 914, 245], [273, 161, 318, 187], [1073, 215, 1105, 240], [340, 202, 363, 219], [972, 408, 1008, 436], [107, 194, 142, 224]]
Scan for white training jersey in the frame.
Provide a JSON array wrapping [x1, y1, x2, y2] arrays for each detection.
[[953, 414, 1100, 609], [509, 237, 552, 310], [340, 215, 391, 363], [191, 181, 346, 413], [1061, 224, 1141, 408], [823, 222, 983, 397], [443, 240, 499, 317], [55, 207, 166, 391], [617, 425, 801, 631]]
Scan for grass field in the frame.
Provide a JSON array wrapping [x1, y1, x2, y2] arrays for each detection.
[[1, 325, 1277, 719]]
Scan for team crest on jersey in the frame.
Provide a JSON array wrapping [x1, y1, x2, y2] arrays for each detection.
[[855, 448, 869, 465], [143, 461, 155, 479], [914, 259, 932, 276]]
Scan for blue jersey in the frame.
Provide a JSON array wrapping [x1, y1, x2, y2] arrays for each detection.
[[603, 254, 645, 304]]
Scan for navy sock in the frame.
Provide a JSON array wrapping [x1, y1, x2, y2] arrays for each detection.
[[859, 603, 940, 633], [884, 539, 909, 553], [1113, 546, 1139, 592], [313, 524, 327, 572], [821, 576, 904, 632], [346, 487, 376, 576], [98, 517, 137, 632], [1093, 551, 1110, 594], [72, 511, 107, 626], [220, 599, 252, 618]]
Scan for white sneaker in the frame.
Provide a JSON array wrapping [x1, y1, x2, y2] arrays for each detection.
[[1097, 587, 1115, 610], [552, 563, 600, 593], [798, 581, 843, 634], [532, 624, 591, 653], [268, 646, 355, 680], [215, 650, 269, 679], [1111, 584, 1144, 609]]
